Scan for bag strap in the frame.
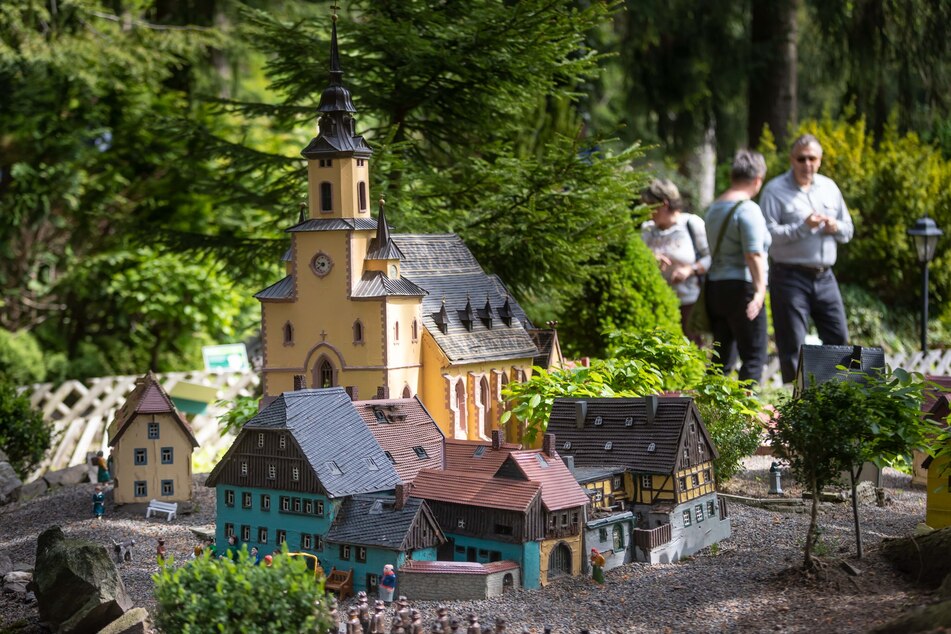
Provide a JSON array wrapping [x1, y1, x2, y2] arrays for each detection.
[[710, 200, 745, 265], [684, 214, 709, 260]]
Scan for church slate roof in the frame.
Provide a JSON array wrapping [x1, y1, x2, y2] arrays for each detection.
[[351, 271, 427, 299], [391, 234, 539, 364], [287, 217, 378, 232], [238, 388, 402, 498], [254, 275, 295, 301], [324, 494, 444, 550]]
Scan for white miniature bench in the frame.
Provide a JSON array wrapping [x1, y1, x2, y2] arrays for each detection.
[[145, 499, 178, 522]]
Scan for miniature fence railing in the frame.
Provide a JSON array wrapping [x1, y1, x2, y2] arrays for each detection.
[[632, 522, 672, 551], [759, 348, 951, 388], [21, 370, 261, 483]]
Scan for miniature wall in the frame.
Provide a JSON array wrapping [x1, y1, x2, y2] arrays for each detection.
[[537, 534, 582, 585], [585, 513, 635, 572], [112, 412, 193, 505], [926, 455, 951, 529], [445, 534, 540, 589], [398, 564, 520, 601], [646, 493, 731, 565], [322, 545, 437, 594]]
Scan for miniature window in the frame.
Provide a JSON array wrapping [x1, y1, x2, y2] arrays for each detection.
[[293, 498, 302, 513], [695, 504, 705, 522], [280, 434, 286, 450], [647, 442, 656, 453], [134, 481, 147, 497], [327, 461, 343, 475], [495, 524, 513, 536], [258, 433, 265, 448], [593, 416, 603, 426], [698, 442, 704, 456], [340, 545, 351, 560], [268, 464, 276, 479], [457, 519, 466, 529], [281, 496, 290, 512], [319, 360, 334, 388], [258, 527, 268, 544], [604, 441, 613, 451], [641, 475, 651, 489], [302, 534, 312, 550], [682, 510, 692, 527], [225, 490, 235, 507], [224, 523, 234, 538], [683, 448, 690, 464], [690, 422, 696, 434], [161, 447, 173, 464], [598, 527, 608, 542], [148, 422, 160, 439], [678, 476, 687, 490], [412, 319, 419, 341], [365, 457, 379, 471], [473, 446, 486, 457], [358, 181, 367, 212], [315, 535, 323, 551], [563, 441, 572, 450], [161, 480, 174, 496], [613, 525, 624, 550], [455, 546, 466, 554], [593, 489, 603, 502], [572, 512, 579, 526], [560, 513, 569, 527], [548, 516, 556, 529], [357, 159, 365, 167], [316, 500, 325, 516], [294, 374, 306, 390], [283, 322, 294, 345], [242, 492, 252, 509], [353, 320, 364, 344], [277, 530, 286, 545], [624, 417, 634, 427], [704, 468, 711, 482], [357, 547, 367, 563], [691, 473, 699, 487], [613, 476, 622, 489], [320, 182, 332, 212], [292, 467, 300, 481], [134, 448, 147, 465], [241, 525, 251, 542], [373, 409, 387, 423], [413, 446, 429, 459], [319, 159, 333, 167], [304, 499, 314, 514], [384, 451, 396, 464], [261, 495, 270, 512], [394, 321, 399, 341], [707, 500, 716, 519], [240, 462, 248, 477]]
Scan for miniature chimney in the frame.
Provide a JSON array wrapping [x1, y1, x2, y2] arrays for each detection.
[[345, 386, 359, 401], [645, 394, 658, 425], [542, 432, 556, 457], [491, 429, 502, 450], [393, 483, 410, 510], [575, 401, 587, 429]]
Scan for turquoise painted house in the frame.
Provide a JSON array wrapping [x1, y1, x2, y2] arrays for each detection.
[[206, 388, 444, 592]]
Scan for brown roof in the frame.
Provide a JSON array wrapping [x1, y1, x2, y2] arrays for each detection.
[[399, 560, 519, 575], [503, 450, 590, 512], [108, 372, 198, 448], [929, 394, 950, 426], [924, 375, 951, 413], [353, 397, 445, 482], [444, 438, 520, 473], [409, 468, 540, 512]]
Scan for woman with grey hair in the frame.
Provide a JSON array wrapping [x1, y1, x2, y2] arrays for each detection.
[[701, 150, 771, 383]]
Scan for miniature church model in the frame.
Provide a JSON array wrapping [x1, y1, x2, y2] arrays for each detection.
[[255, 17, 559, 441]]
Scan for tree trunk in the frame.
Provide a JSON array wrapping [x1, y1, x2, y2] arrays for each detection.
[[850, 467, 864, 559], [748, 0, 799, 148], [685, 124, 717, 210], [881, 526, 951, 588], [804, 477, 819, 569]]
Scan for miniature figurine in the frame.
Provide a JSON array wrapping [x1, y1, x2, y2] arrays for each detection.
[[448, 619, 460, 634], [466, 614, 481, 634], [263, 554, 273, 567], [357, 591, 371, 633], [156, 538, 167, 564], [435, 607, 450, 634], [92, 485, 105, 520], [327, 595, 340, 628], [347, 607, 364, 634], [370, 600, 386, 634], [409, 609, 423, 634], [590, 547, 606, 584], [94, 450, 111, 483], [249, 546, 260, 565], [396, 596, 410, 628], [192, 542, 204, 559], [112, 538, 134, 564], [493, 618, 505, 634], [379, 564, 397, 603], [227, 534, 240, 561], [390, 614, 404, 634]]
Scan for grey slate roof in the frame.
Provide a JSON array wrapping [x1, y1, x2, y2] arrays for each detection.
[[254, 275, 295, 301], [570, 466, 626, 485], [796, 345, 886, 395], [287, 217, 378, 232], [351, 271, 427, 299], [325, 494, 441, 550], [546, 397, 715, 474], [527, 329, 557, 369], [242, 388, 401, 498], [391, 234, 539, 364]]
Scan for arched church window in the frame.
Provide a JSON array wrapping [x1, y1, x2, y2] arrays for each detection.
[[319, 360, 334, 388], [283, 322, 294, 345], [358, 182, 367, 212], [353, 320, 363, 343], [320, 182, 333, 213]]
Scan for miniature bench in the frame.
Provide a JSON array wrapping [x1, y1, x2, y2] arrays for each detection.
[[324, 566, 354, 602], [145, 499, 178, 522]]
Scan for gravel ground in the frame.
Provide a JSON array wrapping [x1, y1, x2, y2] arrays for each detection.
[[0, 460, 937, 633]]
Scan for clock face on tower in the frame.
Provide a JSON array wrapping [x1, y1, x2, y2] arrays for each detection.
[[311, 252, 333, 278]]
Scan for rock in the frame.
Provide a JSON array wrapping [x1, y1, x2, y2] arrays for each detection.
[[12, 561, 34, 573], [839, 561, 861, 576], [30, 526, 132, 633], [16, 478, 49, 502], [4, 581, 28, 595], [0, 459, 22, 505], [882, 526, 951, 588], [43, 464, 89, 489], [4, 570, 32, 585], [189, 527, 215, 542], [871, 598, 951, 633], [99, 607, 150, 634], [0, 552, 12, 577]]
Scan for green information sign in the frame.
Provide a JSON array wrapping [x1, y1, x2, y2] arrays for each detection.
[[202, 343, 250, 372]]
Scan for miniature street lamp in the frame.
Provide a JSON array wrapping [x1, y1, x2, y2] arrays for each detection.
[[768, 461, 783, 495], [906, 216, 944, 352]]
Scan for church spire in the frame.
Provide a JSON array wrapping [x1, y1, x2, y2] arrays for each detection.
[[366, 197, 403, 260]]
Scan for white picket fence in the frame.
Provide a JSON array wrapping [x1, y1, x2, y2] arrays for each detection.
[[22, 370, 260, 483]]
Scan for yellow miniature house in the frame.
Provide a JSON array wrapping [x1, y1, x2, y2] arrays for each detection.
[[108, 372, 199, 505], [923, 395, 950, 529], [255, 21, 548, 441]]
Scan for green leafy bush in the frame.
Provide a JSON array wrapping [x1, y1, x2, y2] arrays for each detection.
[[0, 329, 46, 384], [217, 395, 261, 436], [0, 377, 51, 478], [153, 546, 334, 634]]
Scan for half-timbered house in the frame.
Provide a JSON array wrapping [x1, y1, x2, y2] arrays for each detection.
[[547, 395, 731, 563]]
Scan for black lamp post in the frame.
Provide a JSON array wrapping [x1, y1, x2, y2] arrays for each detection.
[[906, 216, 943, 352]]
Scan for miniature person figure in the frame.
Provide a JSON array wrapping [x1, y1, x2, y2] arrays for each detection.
[[263, 554, 273, 567], [357, 591, 371, 634], [95, 450, 111, 483], [448, 620, 460, 634], [192, 542, 204, 559], [466, 614, 481, 634], [590, 547, 606, 584], [436, 607, 451, 634], [249, 546, 260, 565], [227, 534, 240, 561], [327, 596, 341, 633], [92, 484, 105, 520], [370, 600, 386, 634], [493, 618, 505, 634], [379, 564, 396, 603], [347, 607, 363, 634], [396, 597, 410, 628], [409, 609, 423, 634], [156, 539, 167, 565], [390, 614, 404, 634]]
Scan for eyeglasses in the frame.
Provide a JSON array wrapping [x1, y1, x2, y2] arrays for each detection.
[[795, 155, 820, 163]]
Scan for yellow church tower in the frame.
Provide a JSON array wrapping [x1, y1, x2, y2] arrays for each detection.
[[255, 16, 561, 442]]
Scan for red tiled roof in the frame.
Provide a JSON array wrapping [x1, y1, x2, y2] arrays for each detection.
[[353, 397, 445, 482], [109, 372, 198, 448], [504, 450, 590, 512], [409, 468, 539, 512], [399, 560, 519, 575], [444, 438, 520, 473]]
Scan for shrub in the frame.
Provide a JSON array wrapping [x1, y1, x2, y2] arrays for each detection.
[[217, 395, 261, 436], [153, 546, 334, 634], [0, 377, 52, 478], [0, 329, 46, 384]]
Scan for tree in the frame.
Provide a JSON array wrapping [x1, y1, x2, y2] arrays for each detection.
[[769, 369, 939, 568], [153, 546, 334, 633], [748, 0, 799, 147], [503, 328, 764, 483], [0, 377, 51, 479]]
